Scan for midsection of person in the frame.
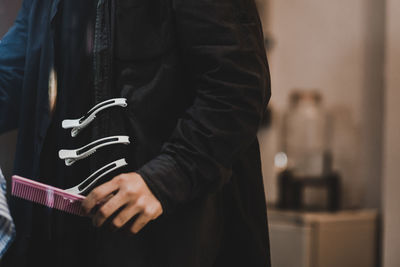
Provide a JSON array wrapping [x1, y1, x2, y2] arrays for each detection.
[[1, 1, 271, 267]]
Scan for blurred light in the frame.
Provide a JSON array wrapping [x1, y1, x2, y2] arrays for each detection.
[[274, 152, 288, 169]]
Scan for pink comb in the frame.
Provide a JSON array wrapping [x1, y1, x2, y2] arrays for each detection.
[[11, 175, 86, 216]]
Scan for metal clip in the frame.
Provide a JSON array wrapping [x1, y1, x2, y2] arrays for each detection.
[[62, 98, 128, 137], [65, 158, 128, 195], [58, 136, 130, 166]]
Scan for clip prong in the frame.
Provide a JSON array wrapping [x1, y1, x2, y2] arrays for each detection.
[[58, 136, 130, 166], [62, 98, 128, 137], [65, 159, 128, 195]]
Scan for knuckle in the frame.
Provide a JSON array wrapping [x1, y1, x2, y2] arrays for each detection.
[[114, 174, 123, 183], [120, 174, 129, 182], [121, 181, 137, 196], [143, 207, 153, 217], [149, 204, 162, 219], [115, 175, 125, 185], [135, 197, 146, 209], [125, 186, 137, 197], [114, 176, 122, 184]]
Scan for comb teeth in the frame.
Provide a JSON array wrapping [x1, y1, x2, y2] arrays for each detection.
[[11, 176, 86, 216]]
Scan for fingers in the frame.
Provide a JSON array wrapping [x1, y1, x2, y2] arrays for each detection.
[[92, 192, 128, 228], [82, 178, 119, 214], [130, 211, 153, 234], [111, 203, 142, 229], [82, 172, 164, 234], [130, 201, 163, 234]]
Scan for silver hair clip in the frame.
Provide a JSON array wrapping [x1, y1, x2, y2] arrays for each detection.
[[58, 136, 130, 166], [65, 158, 128, 195], [62, 98, 128, 137]]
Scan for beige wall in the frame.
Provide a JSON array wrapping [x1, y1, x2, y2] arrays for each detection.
[[382, 0, 400, 265], [260, 0, 385, 209], [259, 0, 399, 265]]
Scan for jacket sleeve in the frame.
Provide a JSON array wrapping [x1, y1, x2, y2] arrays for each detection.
[[0, 0, 31, 134], [137, 0, 271, 213]]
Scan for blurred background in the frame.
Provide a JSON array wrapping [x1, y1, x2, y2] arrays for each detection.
[[0, 0, 399, 266]]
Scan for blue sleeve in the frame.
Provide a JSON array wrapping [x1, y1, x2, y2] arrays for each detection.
[[0, 0, 31, 134]]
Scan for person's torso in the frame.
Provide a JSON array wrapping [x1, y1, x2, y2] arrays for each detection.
[[6, 1, 270, 267]]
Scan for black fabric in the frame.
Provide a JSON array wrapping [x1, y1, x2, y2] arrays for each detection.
[[0, 0, 272, 266], [24, 0, 97, 266]]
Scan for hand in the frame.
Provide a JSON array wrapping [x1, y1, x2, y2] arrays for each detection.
[[82, 172, 163, 234]]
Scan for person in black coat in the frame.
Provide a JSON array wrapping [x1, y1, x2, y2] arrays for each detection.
[[0, 0, 272, 266]]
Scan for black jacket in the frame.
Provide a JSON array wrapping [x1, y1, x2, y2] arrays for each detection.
[[0, 0, 271, 266]]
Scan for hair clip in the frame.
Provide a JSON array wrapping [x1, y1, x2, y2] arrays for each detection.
[[58, 136, 130, 166], [65, 158, 128, 195], [62, 98, 128, 137]]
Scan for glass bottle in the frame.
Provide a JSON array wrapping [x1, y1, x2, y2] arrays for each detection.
[[283, 90, 329, 177]]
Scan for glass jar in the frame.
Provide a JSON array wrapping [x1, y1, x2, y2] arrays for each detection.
[[283, 90, 329, 177]]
